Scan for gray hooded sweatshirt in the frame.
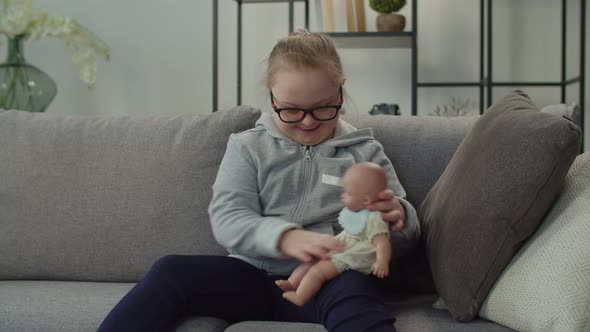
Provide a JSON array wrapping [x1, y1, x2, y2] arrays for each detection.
[[208, 112, 419, 276]]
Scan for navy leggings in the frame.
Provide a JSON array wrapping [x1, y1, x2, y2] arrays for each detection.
[[98, 255, 396, 332]]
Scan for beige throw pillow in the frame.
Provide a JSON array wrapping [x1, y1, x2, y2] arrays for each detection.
[[479, 152, 590, 332]]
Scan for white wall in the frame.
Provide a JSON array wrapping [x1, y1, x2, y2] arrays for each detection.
[[2, 0, 588, 149], [19, 0, 214, 116]]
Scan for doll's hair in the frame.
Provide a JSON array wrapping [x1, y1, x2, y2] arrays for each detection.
[[265, 28, 345, 88]]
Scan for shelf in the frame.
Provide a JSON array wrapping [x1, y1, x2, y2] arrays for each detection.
[[417, 79, 582, 88], [491, 81, 572, 87], [418, 82, 482, 87], [326, 32, 413, 49], [236, 0, 305, 3]]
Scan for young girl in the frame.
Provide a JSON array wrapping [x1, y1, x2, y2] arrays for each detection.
[[98, 29, 419, 332]]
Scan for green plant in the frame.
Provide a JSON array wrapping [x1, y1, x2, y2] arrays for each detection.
[[369, 0, 406, 14], [0, 0, 110, 88]]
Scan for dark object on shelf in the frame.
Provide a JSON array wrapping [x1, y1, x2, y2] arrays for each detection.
[[369, 103, 400, 115]]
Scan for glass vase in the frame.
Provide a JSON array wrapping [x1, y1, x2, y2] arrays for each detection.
[[0, 35, 57, 112]]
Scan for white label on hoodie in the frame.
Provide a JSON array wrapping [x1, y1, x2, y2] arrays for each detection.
[[322, 174, 343, 187]]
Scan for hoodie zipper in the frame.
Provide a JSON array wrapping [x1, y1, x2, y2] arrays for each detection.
[[291, 146, 313, 224]]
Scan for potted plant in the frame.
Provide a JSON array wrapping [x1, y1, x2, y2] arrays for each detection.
[[369, 0, 406, 32], [0, 0, 109, 112]]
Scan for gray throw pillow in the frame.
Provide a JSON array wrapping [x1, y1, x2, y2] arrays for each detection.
[[418, 90, 581, 321]]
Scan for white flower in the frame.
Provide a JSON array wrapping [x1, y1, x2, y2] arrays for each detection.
[[0, 0, 34, 36], [0, 0, 109, 88]]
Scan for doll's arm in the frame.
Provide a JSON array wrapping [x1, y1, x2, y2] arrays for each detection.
[[371, 233, 391, 278]]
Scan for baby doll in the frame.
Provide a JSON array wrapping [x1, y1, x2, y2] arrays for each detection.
[[276, 162, 392, 307]]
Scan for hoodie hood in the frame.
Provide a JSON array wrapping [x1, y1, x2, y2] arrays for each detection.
[[255, 112, 374, 148]]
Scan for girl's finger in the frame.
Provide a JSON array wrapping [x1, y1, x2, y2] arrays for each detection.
[[382, 210, 402, 223], [378, 189, 394, 200], [389, 219, 404, 232], [297, 252, 313, 263], [318, 236, 345, 252], [367, 200, 395, 212], [307, 246, 330, 260]]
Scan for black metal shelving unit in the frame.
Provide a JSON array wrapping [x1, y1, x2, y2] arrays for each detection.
[[212, 0, 418, 114], [418, 0, 585, 117], [485, 0, 585, 120], [212, 0, 586, 146], [212, 0, 308, 110]]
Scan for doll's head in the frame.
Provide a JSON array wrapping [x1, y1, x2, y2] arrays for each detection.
[[340, 162, 387, 211]]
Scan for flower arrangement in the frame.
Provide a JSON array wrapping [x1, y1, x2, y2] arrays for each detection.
[[369, 0, 406, 14], [0, 0, 110, 88]]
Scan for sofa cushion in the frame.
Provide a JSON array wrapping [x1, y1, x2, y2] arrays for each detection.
[[0, 281, 228, 332], [225, 322, 326, 332], [0, 106, 261, 282], [386, 294, 515, 331], [0, 281, 133, 332], [417, 90, 581, 321], [222, 294, 515, 332], [479, 152, 590, 331]]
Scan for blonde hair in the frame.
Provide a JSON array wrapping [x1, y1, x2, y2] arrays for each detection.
[[265, 29, 346, 88]]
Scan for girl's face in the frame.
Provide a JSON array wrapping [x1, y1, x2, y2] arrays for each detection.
[[270, 68, 341, 146]]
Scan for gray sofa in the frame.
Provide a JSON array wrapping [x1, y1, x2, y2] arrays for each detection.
[[0, 104, 579, 332]]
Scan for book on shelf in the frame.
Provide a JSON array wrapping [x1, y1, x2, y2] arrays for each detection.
[[320, 0, 366, 33]]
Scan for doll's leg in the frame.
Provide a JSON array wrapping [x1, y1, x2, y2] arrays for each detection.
[[283, 260, 340, 307], [275, 261, 314, 291], [98, 255, 276, 332]]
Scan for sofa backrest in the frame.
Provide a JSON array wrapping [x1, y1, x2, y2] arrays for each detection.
[[0, 107, 261, 282], [1, 105, 574, 283], [347, 114, 479, 207]]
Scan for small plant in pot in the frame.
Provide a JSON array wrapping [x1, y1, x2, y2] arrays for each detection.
[[369, 0, 406, 32]]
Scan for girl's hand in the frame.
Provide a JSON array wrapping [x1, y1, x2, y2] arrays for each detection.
[[278, 229, 345, 263], [367, 189, 406, 232]]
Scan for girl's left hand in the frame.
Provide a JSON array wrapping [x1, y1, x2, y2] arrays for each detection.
[[367, 189, 406, 232]]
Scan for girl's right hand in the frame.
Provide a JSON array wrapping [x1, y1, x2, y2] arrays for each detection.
[[278, 229, 345, 263]]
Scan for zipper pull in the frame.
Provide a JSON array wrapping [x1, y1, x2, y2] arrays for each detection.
[[304, 146, 311, 161]]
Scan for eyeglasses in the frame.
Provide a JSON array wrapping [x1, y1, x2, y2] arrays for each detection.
[[270, 87, 343, 123]]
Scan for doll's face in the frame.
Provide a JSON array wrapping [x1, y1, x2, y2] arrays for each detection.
[[269, 68, 341, 146], [340, 164, 385, 212], [340, 184, 369, 212]]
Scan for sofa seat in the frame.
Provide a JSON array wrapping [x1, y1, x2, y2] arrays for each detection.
[[384, 294, 515, 331], [0, 281, 229, 332], [0, 280, 513, 331]]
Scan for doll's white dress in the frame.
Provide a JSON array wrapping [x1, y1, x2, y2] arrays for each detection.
[[330, 208, 390, 274]]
